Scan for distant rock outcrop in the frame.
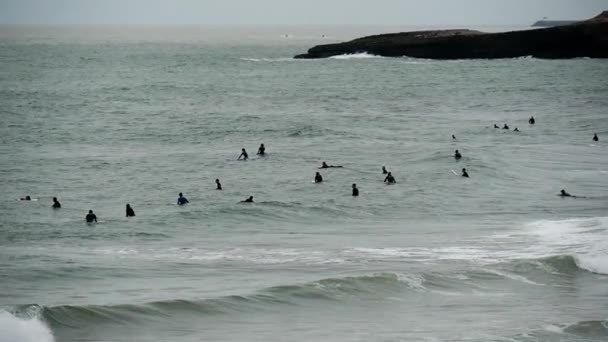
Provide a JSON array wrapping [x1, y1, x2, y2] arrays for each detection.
[[532, 20, 578, 27], [294, 11, 608, 60]]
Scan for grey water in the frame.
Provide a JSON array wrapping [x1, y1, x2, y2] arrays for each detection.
[[1, 26, 607, 342]]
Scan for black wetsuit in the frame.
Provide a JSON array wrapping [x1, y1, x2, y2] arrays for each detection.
[[315, 174, 323, 183], [86, 213, 97, 223], [462, 170, 469, 178], [593, 134, 599, 142], [52, 200, 61, 208], [126, 206, 135, 217], [257, 146, 265, 155], [352, 188, 359, 196], [384, 175, 396, 183], [216, 182, 222, 190], [455, 152, 462, 160]]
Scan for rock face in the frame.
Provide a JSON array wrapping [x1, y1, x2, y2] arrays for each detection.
[[294, 12, 608, 59]]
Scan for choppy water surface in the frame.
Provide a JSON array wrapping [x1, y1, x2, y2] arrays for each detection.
[[1, 26, 607, 342]]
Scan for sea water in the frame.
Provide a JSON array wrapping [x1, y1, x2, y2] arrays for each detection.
[[1, 26, 607, 342]]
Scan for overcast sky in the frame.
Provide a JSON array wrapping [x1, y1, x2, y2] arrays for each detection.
[[0, 0, 605, 26]]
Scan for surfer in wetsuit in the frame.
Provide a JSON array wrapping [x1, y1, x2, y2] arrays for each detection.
[[529, 116, 535, 125], [559, 189, 572, 197], [257, 144, 265, 155], [503, 124, 510, 130], [314, 172, 323, 183], [52, 197, 61, 208], [20, 196, 31, 201], [462, 168, 469, 178], [384, 172, 396, 183], [86, 210, 97, 223], [319, 162, 342, 169], [352, 184, 359, 197], [514, 128, 520, 132], [454, 150, 462, 160], [126, 204, 135, 217], [238, 148, 248, 160], [494, 124, 499, 128], [593, 133, 599, 142], [452, 134, 456, 140], [382, 166, 388, 174], [177, 192, 189, 205], [216, 179, 222, 190], [241, 196, 254, 203]]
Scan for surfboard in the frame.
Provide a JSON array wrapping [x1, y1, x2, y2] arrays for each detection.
[[450, 169, 458, 176]]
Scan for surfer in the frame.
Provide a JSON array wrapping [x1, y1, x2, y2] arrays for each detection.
[[320, 162, 342, 169], [462, 168, 469, 178], [352, 184, 359, 197], [314, 172, 323, 183], [514, 128, 520, 132], [452, 134, 456, 140], [241, 196, 254, 203], [559, 189, 573, 197], [216, 179, 222, 190], [257, 144, 266, 155], [126, 204, 135, 217], [503, 124, 510, 130], [382, 166, 388, 174], [454, 150, 462, 160], [494, 124, 499, 128], [85, 210, 97, 223], [593, 133, 599, 142], [384, 172, 396, 183], [52, 197, 61, 208], [20, 195, 31, 201], [529, 116, 535, 125], [238, 148, 248, 160], [177, 192, 189, 205]]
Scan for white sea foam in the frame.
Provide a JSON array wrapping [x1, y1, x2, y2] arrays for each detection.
[[329, 52, 382, 59], [0, 310, 54, 342], [522, 217, 608, 274]]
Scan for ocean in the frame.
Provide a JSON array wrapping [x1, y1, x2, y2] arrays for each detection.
[[1, 26, 607, 342]]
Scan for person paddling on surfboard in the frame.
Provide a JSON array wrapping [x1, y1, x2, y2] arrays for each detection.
[[320, 161, 342, 169], [241, 196, 254, 203], [462, 168, 469, 178], [494, 124, 499, 128], [559, 189, 574, 197]]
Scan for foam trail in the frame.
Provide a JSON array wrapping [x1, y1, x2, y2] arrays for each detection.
[[0, 310, 55, 342]]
